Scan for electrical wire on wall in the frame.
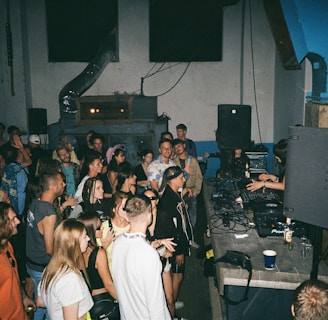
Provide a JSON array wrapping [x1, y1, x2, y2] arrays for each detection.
[[248, 0, 263, 145], [138, 61, 191, 97], [129, 61, 187, 95], [144, 62, 166, 78], [131, 0, 224, 98], [137, 8, 222, 97], [151, 62, 191, 97]]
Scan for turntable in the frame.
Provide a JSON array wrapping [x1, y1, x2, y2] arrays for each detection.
[[253, 200, 284, 220], [254, 202, 309, 238]]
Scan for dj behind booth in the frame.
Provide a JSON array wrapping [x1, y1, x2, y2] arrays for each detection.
[[204, 176, 320, 320], [204, 107, 328, 319], [204, 151, 324, 320], [245, 138, 287, 201], [213, 105, 296, 238]]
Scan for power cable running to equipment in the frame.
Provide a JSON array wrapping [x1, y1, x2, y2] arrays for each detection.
[[154, 62, 191, 97], [141, 62, 191, 97], [130, 62, 183, 95], [144, 62, 183, 79], [144, 62, 166, 78]]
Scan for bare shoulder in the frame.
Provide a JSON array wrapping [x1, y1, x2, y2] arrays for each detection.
[[96, 247, 107, 260], [38, 214, 56, 234]]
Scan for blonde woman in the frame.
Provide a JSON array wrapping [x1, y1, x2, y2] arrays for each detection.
[[37, 219, 93, 320]]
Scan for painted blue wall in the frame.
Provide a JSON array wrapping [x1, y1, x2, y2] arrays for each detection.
[[195, 141, 218, 179], [281, 0, 328, 100]]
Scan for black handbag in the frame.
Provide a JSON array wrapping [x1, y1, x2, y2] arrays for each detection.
[[90, 292, 120, 320], [214, 250, 253, 305], [198, 246, 253, 304]]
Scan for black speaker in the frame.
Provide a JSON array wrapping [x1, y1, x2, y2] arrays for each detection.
[[217, 104, 251, 150], [149, 0, 223, 62], [284, 126, 328, 228], [28, 108, 48, 134]]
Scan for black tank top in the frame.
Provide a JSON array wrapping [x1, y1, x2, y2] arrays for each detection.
[[87, 247, 105, 290]]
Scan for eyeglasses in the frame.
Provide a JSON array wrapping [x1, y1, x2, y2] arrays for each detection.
[[6, 250, 16, 268], [147, 196, 158, 201]]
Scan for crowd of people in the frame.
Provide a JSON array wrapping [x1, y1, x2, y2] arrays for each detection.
[[0, 122, 203, 320], [1, 120, 327, 320]]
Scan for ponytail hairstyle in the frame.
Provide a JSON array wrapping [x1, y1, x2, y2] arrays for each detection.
[[109, 148, 125, 171], [116, 163, 134, 192], [109, 192, 130, 219]]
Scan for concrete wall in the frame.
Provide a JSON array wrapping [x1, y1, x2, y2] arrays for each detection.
[[0, 0, 309, 177], [0, 0, 29, 132], [273, 56, 308, 142]]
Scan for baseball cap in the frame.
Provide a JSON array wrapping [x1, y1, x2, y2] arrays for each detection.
[[29, 134, 41, 144]]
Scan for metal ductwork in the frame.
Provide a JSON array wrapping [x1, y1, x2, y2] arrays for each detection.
[[59, 33, 117, 114]]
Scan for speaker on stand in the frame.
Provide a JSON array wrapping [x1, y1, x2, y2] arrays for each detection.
[[217, 104, 251, 150]]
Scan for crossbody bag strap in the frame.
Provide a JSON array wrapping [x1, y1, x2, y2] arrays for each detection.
[[214, 255, 252, 305]]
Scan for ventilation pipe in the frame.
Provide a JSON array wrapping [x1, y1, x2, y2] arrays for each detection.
[[59, 34, 116, 114]]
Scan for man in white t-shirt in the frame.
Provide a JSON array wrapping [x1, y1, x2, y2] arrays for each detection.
[[112, 195, 171, 320]]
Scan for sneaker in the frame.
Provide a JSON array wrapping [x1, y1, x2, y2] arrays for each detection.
[[191, 241, 200, 249], [175, 301, 184, 309]]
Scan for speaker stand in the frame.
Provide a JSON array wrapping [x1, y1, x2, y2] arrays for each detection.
[[230, 150, 236, 178], [310, 225, 323, 280]]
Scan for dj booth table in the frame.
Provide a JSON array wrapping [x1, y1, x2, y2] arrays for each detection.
[[203, 178, 328, 320]]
